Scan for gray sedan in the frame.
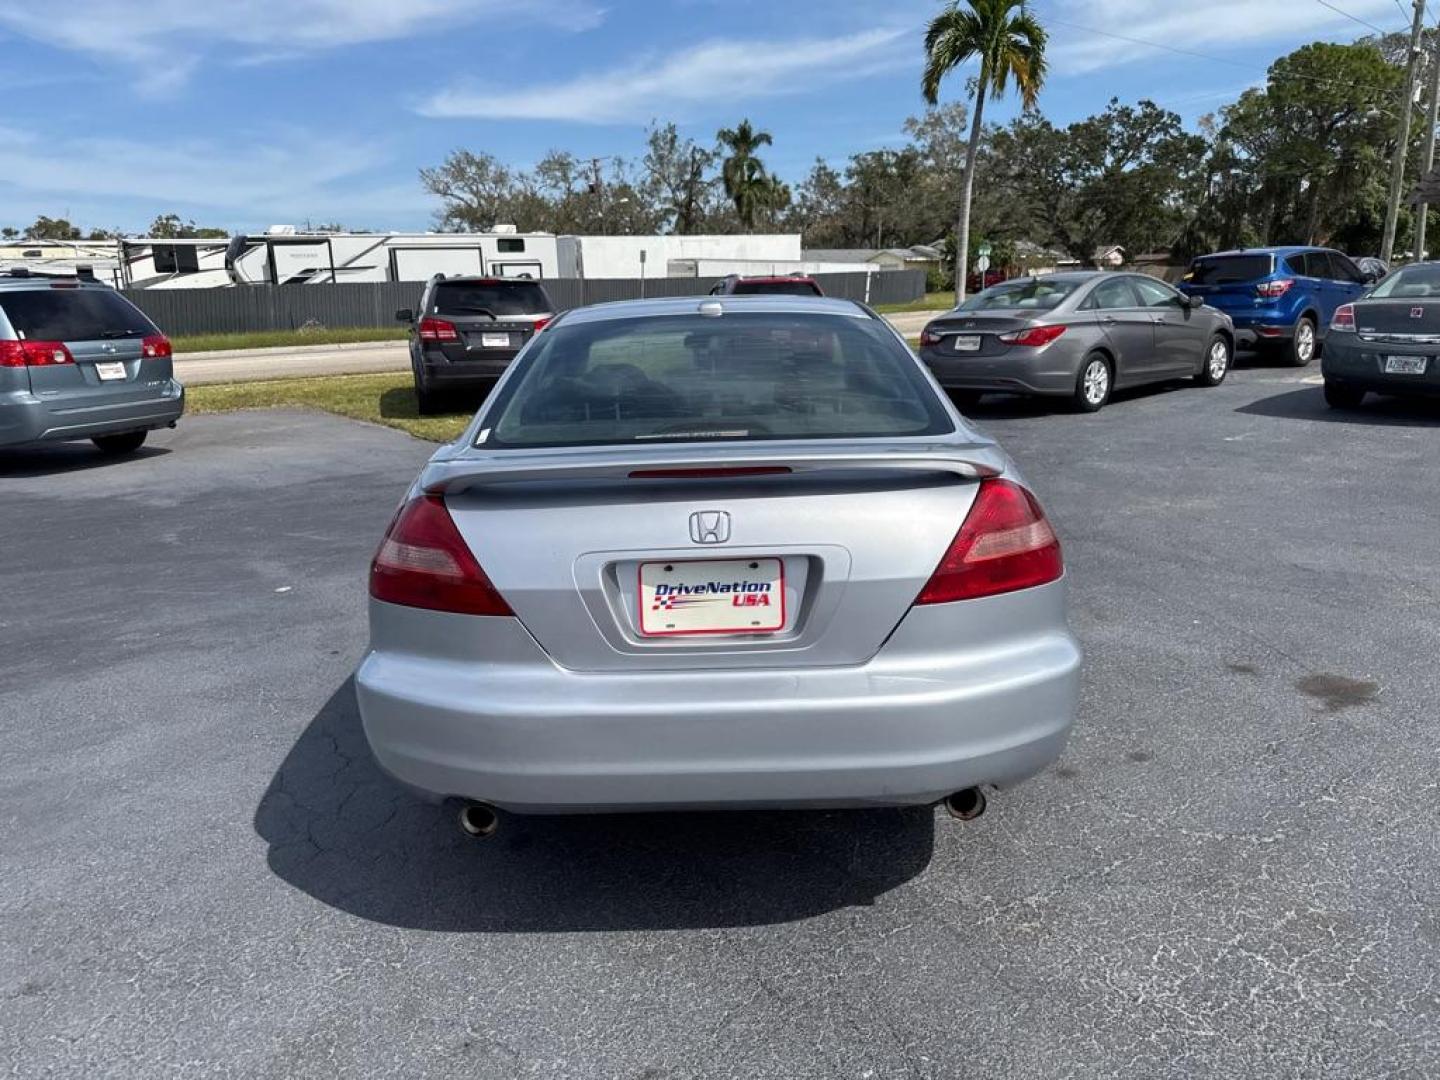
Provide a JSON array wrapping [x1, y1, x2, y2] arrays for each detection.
[[356, 296, 1080, 836], [918, 272, 1235, 411], [1323, 260, 1440, 408]]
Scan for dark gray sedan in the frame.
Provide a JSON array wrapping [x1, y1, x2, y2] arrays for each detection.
[[1323, 261, 1440, 408], [917, 272, 1235, 411]]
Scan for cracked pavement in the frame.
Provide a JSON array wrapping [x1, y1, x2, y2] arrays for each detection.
[[2, 363, 1438, 1078]]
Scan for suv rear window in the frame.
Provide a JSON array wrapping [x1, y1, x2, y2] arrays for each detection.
[[484, 311, 953, 448], [730, 279, 823, 296], [0, 288, 158, 341], [1185, 255, 1273, 285], [432, 281, 550, 318]]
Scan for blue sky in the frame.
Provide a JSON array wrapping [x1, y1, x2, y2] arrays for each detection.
[[0, 0, 1408, 234]]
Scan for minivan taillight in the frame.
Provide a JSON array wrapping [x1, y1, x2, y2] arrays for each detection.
[[141, 334, 172, 358], [369, 493, 513, 616], [1330, 303, 1356, 332], [0, 340, 74, 367], [915, 478, 1062, 604], [1256, 279, 1293, 299], [418, 317, 459, 342]]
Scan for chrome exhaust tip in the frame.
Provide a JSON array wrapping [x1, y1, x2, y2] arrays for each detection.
[[458, 802, 499, 838], [942, 787, 987, 821]]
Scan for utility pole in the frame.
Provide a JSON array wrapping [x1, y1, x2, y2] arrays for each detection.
[[1415, 19, 1440, 262], [1382, 0, 1428, 264]]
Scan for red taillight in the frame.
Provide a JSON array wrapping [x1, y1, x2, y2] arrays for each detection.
[[141, 334, 172, 358], [533, 317, 551, 332], [916, 478, 1062, 604], [919, 327, 942, 346], [998, 324, 1067, 347], [418, 317, 459, 342], [1256, 279, 1293, 299], [0, 340, 74, 367], [628, 466, 792, 479], [369, 493, 513, 616], [1330, 303, 1356, 332]]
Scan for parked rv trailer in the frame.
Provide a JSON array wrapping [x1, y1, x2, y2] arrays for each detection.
[[120, 239, 232, 289], [0, 240, 123, 286], [224, 231, 570, 285]]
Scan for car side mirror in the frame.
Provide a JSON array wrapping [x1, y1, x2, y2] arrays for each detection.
[[1185, 293, 1205, 309], [395, 308, 414, 323]]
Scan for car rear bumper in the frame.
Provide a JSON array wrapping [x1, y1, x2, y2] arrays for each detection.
[[1322, 337, 1440, 395], [917, 348, 1077, 396], [355, 587, 1081, 813], [0, 380, 185, 448], [421, 351, 518, 386]]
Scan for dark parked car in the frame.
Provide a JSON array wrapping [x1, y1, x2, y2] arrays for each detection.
[[1323, 260, 1440, 408], [0, 271, 183, 454], [398, 276, 554, 414], [917, 272, 1234, 412], [1176, 246, 1377, 366], [708, 274, 824, 297]]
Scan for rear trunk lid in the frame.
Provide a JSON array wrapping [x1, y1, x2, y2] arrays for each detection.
[[428, 440, 1001, 672], [922, 312, 1036, 357], [1352, 299, 1440, 341]]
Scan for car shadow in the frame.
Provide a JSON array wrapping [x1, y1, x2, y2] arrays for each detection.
[[254, 679, 937, 933], [1237, 386, 1440, 426], [951, 380, 1192, 419], [378, 386, 484, 421], [0, 443, 170, 477]]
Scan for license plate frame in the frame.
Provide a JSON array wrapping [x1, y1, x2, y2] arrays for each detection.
[[95, 361, 127, 382], [479, 332, 511, 348], [952, 335, 982, 352], [638, 557, 786, 637], [1384, 355, 1428, 375]]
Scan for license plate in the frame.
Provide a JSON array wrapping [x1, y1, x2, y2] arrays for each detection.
[[638, 557, 785, 637], [1384, 355, 1427, 374], [480, 333, 511, 348], [95, 361, 126, 381], [953, 335, 982, 352]]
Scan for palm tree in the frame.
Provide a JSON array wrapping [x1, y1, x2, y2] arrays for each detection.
[[922, 0, 1047, 304], [718, 119, 775, 230]]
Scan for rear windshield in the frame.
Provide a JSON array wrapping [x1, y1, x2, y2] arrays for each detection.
[[1368, 264, 1440, 298], [730, 280, 823, 296], [0, 288, 158, 341], [432, 281, 549, 317], [959, 279, 1079, 312], [1185, 255, 1273, 285], [482, 311, 953, 448]]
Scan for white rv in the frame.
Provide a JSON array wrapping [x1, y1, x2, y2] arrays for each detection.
[[0, 239, 123, 285]]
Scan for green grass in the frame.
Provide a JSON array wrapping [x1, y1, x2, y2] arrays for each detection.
[[188, 372, 472, 442], [171, 326, 409, 354], [872, 291, 953, 314]]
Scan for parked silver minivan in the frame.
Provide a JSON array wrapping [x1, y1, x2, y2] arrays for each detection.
[[0, 273, 184, 454]]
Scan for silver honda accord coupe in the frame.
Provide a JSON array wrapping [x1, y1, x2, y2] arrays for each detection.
[[918, 272, 1235, 412], [355, 295, 1081, 833]]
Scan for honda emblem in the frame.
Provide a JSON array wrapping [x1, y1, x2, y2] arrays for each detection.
[[688, 510, 730, 545]]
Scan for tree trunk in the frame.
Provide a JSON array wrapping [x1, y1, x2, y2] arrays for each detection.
[[956, 81, 988, 307]]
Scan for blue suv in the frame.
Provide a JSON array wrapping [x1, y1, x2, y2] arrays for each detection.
[[1176, 247, 1378, 366]]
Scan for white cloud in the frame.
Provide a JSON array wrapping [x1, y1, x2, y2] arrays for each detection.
[[1046, 0, 1406, 75], [0, 0, 604, 93], [0, 126, 434, 230], [419, 27, 912, 123]]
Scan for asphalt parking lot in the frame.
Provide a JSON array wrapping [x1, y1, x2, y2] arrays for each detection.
[[3, 360, 1438, 1079]]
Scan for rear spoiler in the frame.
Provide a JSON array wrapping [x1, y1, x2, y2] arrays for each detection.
[[421, 442, 1003, 495]]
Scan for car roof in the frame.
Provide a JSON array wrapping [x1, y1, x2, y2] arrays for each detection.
[[431, 276, 547, 286], [1196, 246, 1330, 258], [729, 274, 818, 283], [556, 294, 870, 326]]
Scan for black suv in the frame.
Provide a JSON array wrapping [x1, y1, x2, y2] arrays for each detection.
[[708, 274, 824, 297], [397, 276, 555, 413]]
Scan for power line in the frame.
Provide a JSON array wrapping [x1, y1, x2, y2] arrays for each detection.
[[1315, 0, 1392, 34], [1047, 17, 1401, 98]]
